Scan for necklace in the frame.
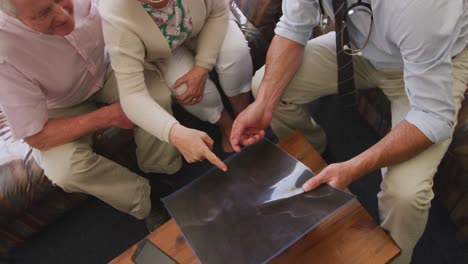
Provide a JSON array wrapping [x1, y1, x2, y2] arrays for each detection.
[[146, 0, 165, 3]]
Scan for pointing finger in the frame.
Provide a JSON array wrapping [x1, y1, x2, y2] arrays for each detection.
[[204, 149, 228, 172]]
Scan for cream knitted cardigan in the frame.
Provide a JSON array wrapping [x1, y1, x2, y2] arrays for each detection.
[[99, 0, 228, 143]]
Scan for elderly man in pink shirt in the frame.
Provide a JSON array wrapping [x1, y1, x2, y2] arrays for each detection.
[[0, 0, 227, 231]]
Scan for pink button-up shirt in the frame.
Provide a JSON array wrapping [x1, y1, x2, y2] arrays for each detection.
[[0, 0, 108, 140]]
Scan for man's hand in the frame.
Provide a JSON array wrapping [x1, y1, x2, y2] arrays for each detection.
[[302, 121, 434, 192], [169, 123, 228, 171], [24, 102, 135, 151], [106, 103, 135, 129], [230, 36, 306, 152], [230, 101, 271, 152], [173, 65, 209, 105], [302, 162, 358, 192]]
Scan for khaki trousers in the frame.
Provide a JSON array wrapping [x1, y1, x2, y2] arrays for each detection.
[[33, 70, 182, 219], [252, 32, 468, 263]]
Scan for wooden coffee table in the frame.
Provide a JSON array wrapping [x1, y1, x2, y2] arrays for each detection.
[[110, 131, 400, 264]]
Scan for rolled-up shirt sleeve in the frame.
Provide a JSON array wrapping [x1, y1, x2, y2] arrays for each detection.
[[275, 0, 320, 46], [0, 61, 48, 140], [392, 2, 461, 143]]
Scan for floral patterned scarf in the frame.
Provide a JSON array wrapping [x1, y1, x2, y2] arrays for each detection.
[[142, 0, 193, 51]]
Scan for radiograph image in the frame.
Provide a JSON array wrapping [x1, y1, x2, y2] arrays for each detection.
[[163, 140, 355, 264]]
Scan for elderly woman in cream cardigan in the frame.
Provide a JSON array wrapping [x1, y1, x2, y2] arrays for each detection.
[[99, 0, 252, 168]]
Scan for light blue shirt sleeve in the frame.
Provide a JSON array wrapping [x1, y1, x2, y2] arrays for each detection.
[[391, 1, 462, 143], [275, 0, 320, 46]]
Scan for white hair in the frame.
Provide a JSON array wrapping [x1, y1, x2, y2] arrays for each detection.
[[0, 0, 16, 17]]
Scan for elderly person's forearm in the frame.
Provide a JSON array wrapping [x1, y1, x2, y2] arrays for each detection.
[[24, 104, 133, 150]]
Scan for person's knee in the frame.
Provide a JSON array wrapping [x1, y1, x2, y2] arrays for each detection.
[[381, 182, 434, 212], [217, 43, 251, 73], [51, 146, 100, 192], [46, 168, 75, 192], [137, 145, 183, 175], [140, 155, 182, 175], [182, 81, 223, 123], [251, 67, 264, 98]]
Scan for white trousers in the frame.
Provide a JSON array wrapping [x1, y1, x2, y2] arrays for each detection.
[[165, 18, 252, 124], [252, 32, 468, 264]]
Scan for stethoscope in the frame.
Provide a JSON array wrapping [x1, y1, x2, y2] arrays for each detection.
[[319, 0, 374, 56]]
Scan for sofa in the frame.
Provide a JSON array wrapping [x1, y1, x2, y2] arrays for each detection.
[[0, 0, 467, 255]]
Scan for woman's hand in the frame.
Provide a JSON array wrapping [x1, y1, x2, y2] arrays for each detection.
[[172, 65, 209, 105], [169, 123, 228, 171]]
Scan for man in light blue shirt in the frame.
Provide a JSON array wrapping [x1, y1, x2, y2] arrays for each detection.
[[230, 0, 468, 263]]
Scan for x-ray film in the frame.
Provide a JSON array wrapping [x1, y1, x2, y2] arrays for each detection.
[[163, 140, 355, 264]]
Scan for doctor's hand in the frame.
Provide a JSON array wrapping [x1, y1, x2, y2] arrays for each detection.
[[230, 101, 271, 152], [302, 161, 359, 192], [172, 65, 209, 105], [169, 123, 228, 172]]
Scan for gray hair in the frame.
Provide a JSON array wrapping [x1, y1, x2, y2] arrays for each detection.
[[0, 0, 16, 17]]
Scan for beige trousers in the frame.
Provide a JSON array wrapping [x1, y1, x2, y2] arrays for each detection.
[[252, 32, 468, 263], [33, 70, 182, 219]]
